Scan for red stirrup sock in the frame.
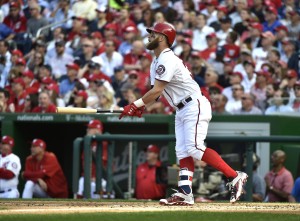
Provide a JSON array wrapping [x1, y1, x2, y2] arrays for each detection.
[[202, 148, 237, 178], [178, 157, 194, 194]]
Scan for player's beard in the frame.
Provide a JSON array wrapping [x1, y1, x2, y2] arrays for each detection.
[[146, 37, 159, 50]]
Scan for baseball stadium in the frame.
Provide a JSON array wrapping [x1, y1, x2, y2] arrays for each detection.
[[0, 0, 300, 220]]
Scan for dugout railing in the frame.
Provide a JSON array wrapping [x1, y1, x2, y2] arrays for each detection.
[[73, 135, 300, 201]]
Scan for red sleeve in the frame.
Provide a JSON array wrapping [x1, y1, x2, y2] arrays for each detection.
[[23, 171, 45, 180], [0, 168, 15, 179], [46, 104, 57, 113], [42, 153, 61, 177]]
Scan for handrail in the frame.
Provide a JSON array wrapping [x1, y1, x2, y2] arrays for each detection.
[[36, 18, 70, 38], [76, 135, 300, 201]]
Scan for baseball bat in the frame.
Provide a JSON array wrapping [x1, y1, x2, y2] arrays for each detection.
[[56, 107, 123, 114]]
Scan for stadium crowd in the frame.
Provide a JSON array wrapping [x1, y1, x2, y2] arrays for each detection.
[[0, 0, 299, 115]]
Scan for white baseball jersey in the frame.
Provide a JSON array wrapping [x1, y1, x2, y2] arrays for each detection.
[[0, 153, 21, 191], [150, 48, 201, 107]]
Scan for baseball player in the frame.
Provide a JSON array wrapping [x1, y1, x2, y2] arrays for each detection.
[[0, 136, 21, 198], [119, 22, 248, 205], [22, 139, 68, 198]]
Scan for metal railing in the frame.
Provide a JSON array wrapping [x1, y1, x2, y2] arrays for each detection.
[[73, 135, 300, 201]]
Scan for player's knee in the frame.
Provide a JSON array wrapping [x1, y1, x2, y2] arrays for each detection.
[[187, 145, 206, 160], [24, 180, 35, 189]]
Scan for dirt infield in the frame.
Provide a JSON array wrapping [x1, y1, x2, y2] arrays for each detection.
[[0, 201, 299, 214]]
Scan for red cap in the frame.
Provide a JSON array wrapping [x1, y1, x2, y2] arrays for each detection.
[[250, 22, 263, 32], [266, 6, 278, 16], [87, 119, 103, 131], [261, 31, 275, 40], [1, 136, 14, 147], [9, 1, 20, 8], [32, 139, 46, 149], [66, 62, 80, 71], [205, 0, 218, 6], [147, 144, 160, 153], [105, 23, 117, 31], [16, 57, 26, 65], [124, 25, 137, 33], [22, 70, 34, 79], [88, 74, 103, 82], [181, 38, 192, 46], [230, 72, 243, 80], [281, 37, 293, 45], [11, 49, 23, 57], [295, 81, 300, 86], [286, 69, 298, 78], [206, 32, 217, 38], [13, 77, 25, 88], [76, 90, 88, 100], [41, 76, 54, 84], [191, 51, 201, 58], [256, 70, 271, 78], [46, 83, 59, 94], [128, 70, 138, 77], [217, 6, 228, 14], [91, 31, 103, 39], [140, 52, 152, 62], [275, 25, 288, 33], [182, 29, 193, 38]]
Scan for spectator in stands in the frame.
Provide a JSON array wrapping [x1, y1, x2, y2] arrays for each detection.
[[233, 8, 251, 37], [45, 83, 65, 107], [222, 71, 243, 101], [190, 51, 209, 87], [250, 0, 265, 23], [291, 177, 300, 202], [91, 31, 105, 56], [137, 8, 155, 43], [216, 16, 233, 46], [137, 52, 152, 95], [241, 59, 256, 93], [49, 0, 74, 30], [0, 135, 21, 198], [11, 77, 27, 112], [225, 83, 244, 113], [243, 22, 263, 50], [250, 70, 270, 111], [286, 10, 300, 42], [242, 152, 265, 202], [64, 80, 86, 107], [135, 144, 166, 200], [22, 70, 40, 95], [72, 0, 97, 22], [67, 90, 88, 108], [229, 0, 248, 26], [264, 150, 294, 202], [97, 89, 115, 110], [265, 89, 294, 115], [204, 70, 223, 94], [223, 31, 240, 60], [66, 16, 87, 43], [59, 62, 79, 98], [280, 69, 298, 106], [201, 32, 218, 61], [232, 92, 263, 115], [192, 13, 215, 51], [37, 64, 52, 81], [90, 5, 108, 34], [115, 8, 137, 39], [274, 25, 289, 56], [262, 6, 282, 34], [111, 65, 128, 104], [252, 31, 275, 70], [23, 93, 39, 112], [292, 81, 300, 112], [118, 26, 138, 56], [281, 38, 299, 73], [201, 0, 219, 26], [22, 138, 68, 198], [77, 119, 113, 199], [0, 87, 14, 112], [31, 91, 56, 113], [99, 39, 123, 78], [76, 37, 95, 68], [211, 93, 230, 115], [154, 0, 177, 24], [3, 1, 27, 34], [26, 2, 49, 40], [123, 40, 146, 72], [48, 39, 74, 81]]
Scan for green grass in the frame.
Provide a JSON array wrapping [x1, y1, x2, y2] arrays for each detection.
[[0, 212, 299, 221]]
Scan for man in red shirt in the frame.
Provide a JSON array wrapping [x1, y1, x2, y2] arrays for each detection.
[[22, 139, 68, 198], [76, 119, 112, 199], [31, 91, 56, 113], [135, 145, 166, 200], [11, 77, 27, 112], [3, 1, 27, 33], [22, 70, 40, 94]]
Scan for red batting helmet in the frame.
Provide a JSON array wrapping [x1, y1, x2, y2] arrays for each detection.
[[146, 22, 176, 46]]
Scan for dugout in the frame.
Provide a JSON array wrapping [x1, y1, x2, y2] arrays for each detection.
[[1, 113, 300, 198]]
